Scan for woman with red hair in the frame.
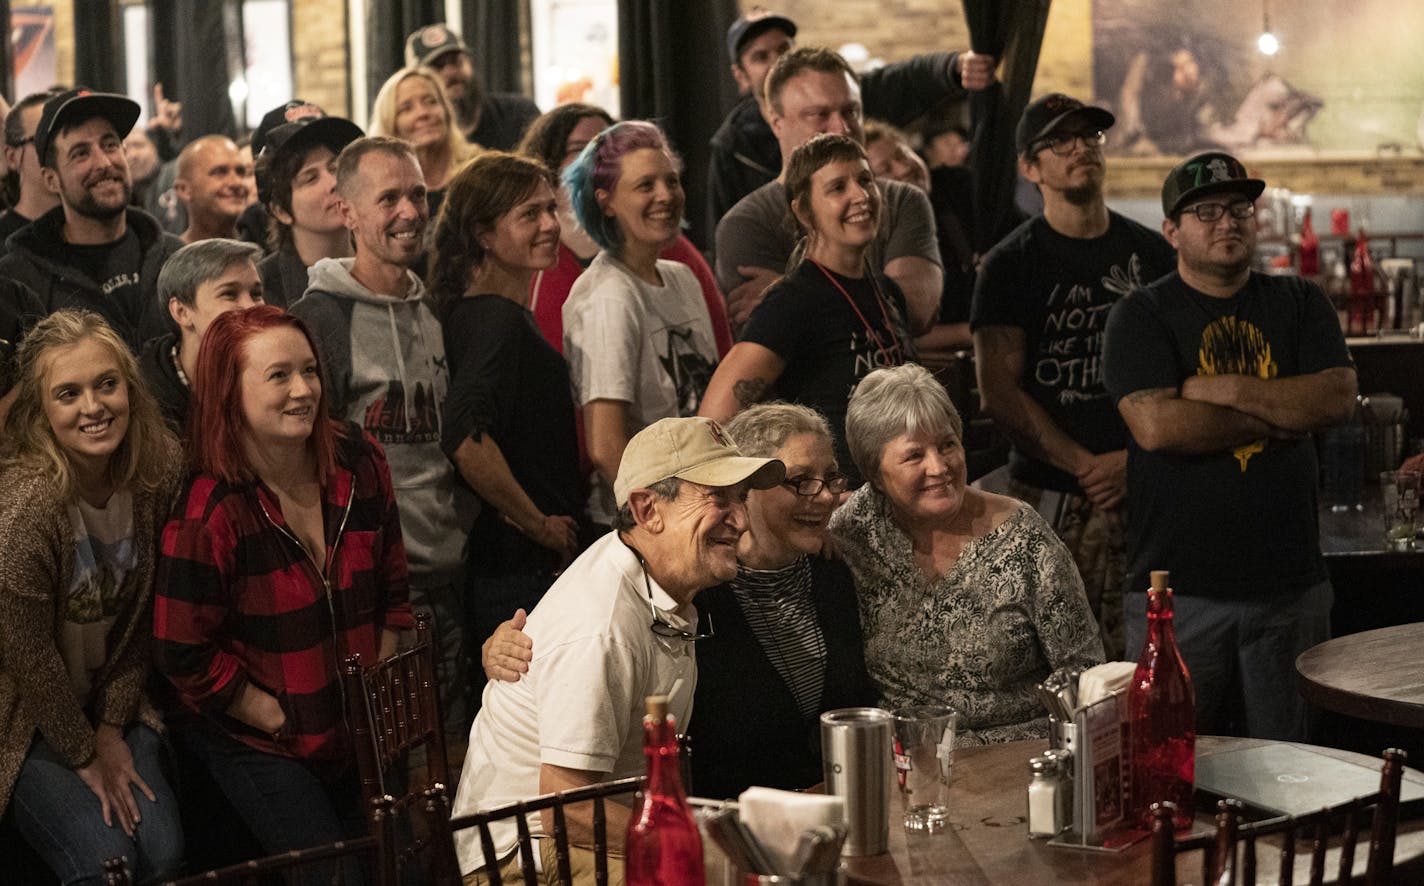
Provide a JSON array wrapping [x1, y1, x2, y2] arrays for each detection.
[[154, 305, 413, 875]]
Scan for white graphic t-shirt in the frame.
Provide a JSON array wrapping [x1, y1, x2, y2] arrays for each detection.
[[59, 490, 135, 704]]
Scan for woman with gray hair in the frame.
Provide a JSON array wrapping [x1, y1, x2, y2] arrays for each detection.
[[829, 363, 1103, 745]]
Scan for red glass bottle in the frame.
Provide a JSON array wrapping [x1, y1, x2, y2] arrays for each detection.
[[1298, 208, 1319, 277], [625, 696, 705, 886], [1349, 229, 1377, 335], [1129, 570, 1195, 830]]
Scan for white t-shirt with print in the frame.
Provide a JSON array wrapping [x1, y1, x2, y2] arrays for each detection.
[[58, 490, 136, 704], [563, 252, 718, 522]]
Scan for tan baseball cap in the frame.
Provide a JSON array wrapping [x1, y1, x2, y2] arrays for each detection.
[[614, 417, 785, 507]]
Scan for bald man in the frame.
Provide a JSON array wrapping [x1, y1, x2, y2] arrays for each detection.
[[175, 135, 251, 244]]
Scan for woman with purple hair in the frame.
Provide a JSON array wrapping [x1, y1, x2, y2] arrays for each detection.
[[561, 121, 720, 527]]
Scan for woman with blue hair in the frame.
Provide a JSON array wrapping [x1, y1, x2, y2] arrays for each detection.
[[561, 121, 721, 527]]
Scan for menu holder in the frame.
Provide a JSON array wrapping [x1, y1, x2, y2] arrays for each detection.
[[1046, 688, 1148, 852]]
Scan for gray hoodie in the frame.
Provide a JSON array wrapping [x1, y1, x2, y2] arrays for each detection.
[[290, 257, 472, 582]]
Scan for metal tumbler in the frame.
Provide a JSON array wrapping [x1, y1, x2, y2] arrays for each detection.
[[820, 707, 893, 856]]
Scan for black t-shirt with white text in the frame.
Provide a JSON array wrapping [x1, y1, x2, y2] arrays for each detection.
[[66, 228, 144, 335], [971, 212, 1176, 492], [742, 259, 916, 485]]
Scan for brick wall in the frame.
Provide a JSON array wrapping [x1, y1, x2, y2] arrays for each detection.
[[291, 0, 350, 117]]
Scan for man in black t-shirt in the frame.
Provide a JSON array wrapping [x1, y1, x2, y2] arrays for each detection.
[[1103, 153, 1356, 739], [403, 24, 540, 151], [971, 94, 1177, 657], [0, 89, 182, 353]]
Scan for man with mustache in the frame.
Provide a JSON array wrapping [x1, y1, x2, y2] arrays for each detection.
[[1103, 153, 1356, 739], [289, 136, 474, 757], [174, 135, 251, 245], [452, 416, 783, 885], [404, 23, 540, 151], [0, 89, 182, 353], [251, 100, 362, 308], [970, 94, 1176, 658]]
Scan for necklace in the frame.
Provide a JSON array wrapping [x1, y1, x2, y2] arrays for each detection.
[[809, 258, 904, 366]]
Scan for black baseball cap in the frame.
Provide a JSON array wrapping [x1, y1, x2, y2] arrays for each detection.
[[726, 10, 797, 65], [405, 24, 468, 69], [1161, 151, 1266, 218], [1015, 93, 1114, 155], [252, 100, 363, 205], [34, 88, 141, 166]]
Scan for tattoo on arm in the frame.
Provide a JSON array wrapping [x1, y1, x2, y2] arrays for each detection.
[[732, 377, 769, 409]]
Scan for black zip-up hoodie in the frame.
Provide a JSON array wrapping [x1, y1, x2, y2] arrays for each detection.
[[0, 205, 183, 353]]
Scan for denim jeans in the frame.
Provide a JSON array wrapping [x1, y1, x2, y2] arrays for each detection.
[[10, 723, 183, 885], [173, 719, 366, 886], [1124, 579, 1332, 740]]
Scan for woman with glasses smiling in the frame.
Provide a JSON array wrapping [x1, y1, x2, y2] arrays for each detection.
[[481, 402, 876, 798]]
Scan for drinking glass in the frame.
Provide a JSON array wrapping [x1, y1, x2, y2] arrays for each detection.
[[1381, 470, 1419, 550], [891, 705, 957, 833]]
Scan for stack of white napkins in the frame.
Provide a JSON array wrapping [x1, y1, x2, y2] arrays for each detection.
[[738, 786, 845, 875], [1077, 661, 1137, 708]]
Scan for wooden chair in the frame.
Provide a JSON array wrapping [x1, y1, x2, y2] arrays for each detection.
[[1150, 747, 1406, 886], [341, 610, 450, 874], [422, 776, 643, 886], [104, 795, 399, 886]]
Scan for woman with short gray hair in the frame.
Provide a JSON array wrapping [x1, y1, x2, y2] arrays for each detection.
[[830, 363, 1103, 745]]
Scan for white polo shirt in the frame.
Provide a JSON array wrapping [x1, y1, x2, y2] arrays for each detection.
[[452, 532, 699, 872]]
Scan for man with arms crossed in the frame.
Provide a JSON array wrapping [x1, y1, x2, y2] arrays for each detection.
[[452, 417, 783, 885], [971, 94, 1176, 656], [1103, 152, 1356, 739]]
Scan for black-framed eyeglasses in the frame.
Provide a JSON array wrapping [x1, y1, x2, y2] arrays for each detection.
[[6, 136, 33, 149], [1033, 129, 1107, 156], [782, 473, 849, 497], [642, 556, 715, 642], [1181, 200, 1256, 223]]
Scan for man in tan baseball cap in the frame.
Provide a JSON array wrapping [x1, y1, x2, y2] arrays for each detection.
[[451, 417, 781, 883]]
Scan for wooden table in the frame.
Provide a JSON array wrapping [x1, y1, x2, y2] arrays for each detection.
[[1297, 622, 1424, 729], [841, 736, 1424, 885]]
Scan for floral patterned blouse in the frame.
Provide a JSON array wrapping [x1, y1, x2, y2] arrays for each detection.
[[829, 486, 1104, 745]]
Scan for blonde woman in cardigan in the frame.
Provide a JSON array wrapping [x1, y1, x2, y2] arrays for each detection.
[[0, 310, 183, 884]]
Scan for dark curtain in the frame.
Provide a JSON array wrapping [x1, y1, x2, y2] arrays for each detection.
[[73, 0, 120, 91], [366, 0, 443, 112], [461, 0, 525, 95], [619, 0, 740, 251], [961, 0, 1053, 252], [149, 0, 238, 142]]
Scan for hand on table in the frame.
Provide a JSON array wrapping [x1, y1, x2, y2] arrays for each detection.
[[76, 725, 157, 837], [483, 609, 533, 683]]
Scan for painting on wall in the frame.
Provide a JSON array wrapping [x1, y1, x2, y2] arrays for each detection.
[[12, 6, 56, 98], [1092, 0, 1424, 158]]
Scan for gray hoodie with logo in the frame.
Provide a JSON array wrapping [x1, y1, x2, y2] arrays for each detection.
[[291, 257, 472, 583]]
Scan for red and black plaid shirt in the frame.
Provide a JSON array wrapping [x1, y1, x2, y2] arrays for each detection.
[[155, 426, 414, 761]]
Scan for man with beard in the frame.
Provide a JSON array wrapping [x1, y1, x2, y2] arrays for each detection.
[[0, 89, 182, 352], [1103, 153, 1355, 739], [290, 136, 474, 754], [970, 94, 1175, 658], [251, 100, 362, 308], [175, 135, 252, 244], [405, 23, 539, 150]]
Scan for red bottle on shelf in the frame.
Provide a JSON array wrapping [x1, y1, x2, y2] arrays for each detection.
[[1348, 228, 1377, 334], [1129, 570, 1195, 830], [1298, 208, 1319, 277], [625, 695, 705, 886]]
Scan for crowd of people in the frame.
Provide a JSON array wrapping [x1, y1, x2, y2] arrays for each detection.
[[0, 8, 1372, 886]]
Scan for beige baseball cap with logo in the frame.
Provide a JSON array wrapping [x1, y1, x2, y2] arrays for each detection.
[[614, 417, 785, 507]]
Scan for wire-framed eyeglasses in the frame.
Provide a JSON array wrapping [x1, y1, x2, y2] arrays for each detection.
[[1034, 129, 1107, 156], [781, 473, 849, 497], [642, 557, 715, 642], [1181, 200, 1256, 223]]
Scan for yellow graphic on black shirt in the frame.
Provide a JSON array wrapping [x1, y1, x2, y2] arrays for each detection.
[[1197, 315, 1276, 471]]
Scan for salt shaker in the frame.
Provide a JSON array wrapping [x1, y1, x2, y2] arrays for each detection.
[[1027, 755, 1067, 838]]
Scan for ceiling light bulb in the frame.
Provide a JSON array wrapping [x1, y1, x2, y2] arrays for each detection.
[[1258, 32, 1279, 55]]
